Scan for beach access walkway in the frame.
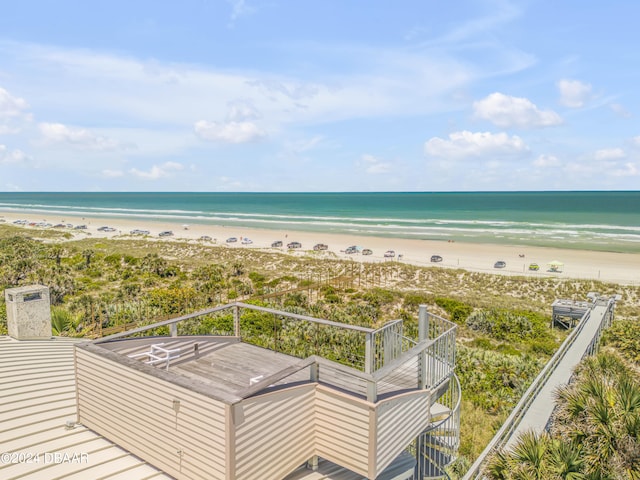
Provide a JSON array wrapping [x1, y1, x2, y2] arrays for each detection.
[[463, 294, 618, 479]]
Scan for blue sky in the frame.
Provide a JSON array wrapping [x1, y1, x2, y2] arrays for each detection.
[[0, 0, 639, 192]]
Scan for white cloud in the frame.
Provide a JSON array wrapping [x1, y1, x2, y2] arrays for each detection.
[[533, 154, 560, 167], [0, 145, 28, 164], [563, 162, 594, 175], [424, 131, 529, 159], [0, 125, 21, 134], [282, 136, 325, 156], [473, 92, 562, 128], [0, 87, 29, 119], [610, 103, 631, 118], [0, 40, 486, 135], [557, 79, 592, 108], [227, 0, 255, 22], [39, 122, 122, 150], [359, 154, 392, 174], [227, 101, 260, 121], [609, 162, 639, 177], [194, 120, 266, 144], [129, 161, 184, 180], [102, 169, 124, 178], [0, 87, 31, 134], [594, 148, 625, 161]]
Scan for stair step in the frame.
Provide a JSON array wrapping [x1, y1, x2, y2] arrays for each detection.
[[418, 456, 448, 479], [430, 402, 451, 419]]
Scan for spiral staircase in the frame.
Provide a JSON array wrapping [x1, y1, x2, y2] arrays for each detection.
[[417, 374, 461, 479]]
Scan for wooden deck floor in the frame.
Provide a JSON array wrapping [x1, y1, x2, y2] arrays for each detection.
[[102, 336, 309, 397]]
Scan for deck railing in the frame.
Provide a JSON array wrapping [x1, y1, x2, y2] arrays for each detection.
[[97, 302, 457, 403]]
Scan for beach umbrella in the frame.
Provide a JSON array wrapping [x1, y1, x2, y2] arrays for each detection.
[[548, 260, 564, 272]]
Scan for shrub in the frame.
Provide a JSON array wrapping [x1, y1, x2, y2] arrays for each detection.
[[456, 345, 544, 414], [283, 292, 308, 308], [146, 287, 197, 314], [103, 254, 122, 266], [528, 338, 557, 355], [321, 285, 336, 295], [471, 337, 494, 350], [403, 292, 432, 309], [602, 319, 640, 364], [435, 297, 473, 324], [248, 271, 266, 285], [0, 301, 6, 335], [466, 308, 553, 344], [325, 293, 342, 304]]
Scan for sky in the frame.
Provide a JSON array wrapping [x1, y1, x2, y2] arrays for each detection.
[[0, 0, 639, 192]]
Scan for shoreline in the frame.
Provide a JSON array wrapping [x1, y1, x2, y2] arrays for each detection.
[[1, 210, 639, 286]]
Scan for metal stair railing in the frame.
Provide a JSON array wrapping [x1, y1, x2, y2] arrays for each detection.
[[417, 373, 461, 479]]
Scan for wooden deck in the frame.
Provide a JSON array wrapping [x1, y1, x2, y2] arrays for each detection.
[[101, 336, 310, 398]]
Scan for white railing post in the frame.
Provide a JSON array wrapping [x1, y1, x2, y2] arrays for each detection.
[[419, 304, 429, 341], [418, 305, 428, 389], [365, 332, 377, 402], [233, 305, 240, 338], [365, 331, 374, 374], [169, 323, 177, 337], [310, 362, 319, 382]]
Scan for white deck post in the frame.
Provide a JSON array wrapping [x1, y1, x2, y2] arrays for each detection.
[[365, 332, 377, 402], [310, 362, 319, 382], [418, 305, 429, 389], [364, 332, 374, 374], [233, 305, 241, 338], [169, 323, 177, 337]]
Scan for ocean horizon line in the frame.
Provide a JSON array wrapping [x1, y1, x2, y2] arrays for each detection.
[[3, 189, 640, 194]]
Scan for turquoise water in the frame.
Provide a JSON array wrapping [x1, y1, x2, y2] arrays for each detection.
[[0, 192, 638, 253]]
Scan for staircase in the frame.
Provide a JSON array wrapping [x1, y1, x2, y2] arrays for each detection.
[[416, 374, 461, 479]]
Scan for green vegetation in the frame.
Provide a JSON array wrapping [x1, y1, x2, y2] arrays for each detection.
[[487, 351, 640, 479], [603, 319, 640, 364], [0, 224, 638, 475]]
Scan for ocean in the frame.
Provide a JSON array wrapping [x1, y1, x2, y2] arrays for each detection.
[[0, 192, 638, 253]]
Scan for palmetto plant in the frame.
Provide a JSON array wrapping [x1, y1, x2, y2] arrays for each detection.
[[487, 352, 640, 480], [51, 307, 81, 336]]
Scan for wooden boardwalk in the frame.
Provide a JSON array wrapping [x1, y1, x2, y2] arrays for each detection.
[[505, 302, 611, 448], [463, 297, 617, 479]]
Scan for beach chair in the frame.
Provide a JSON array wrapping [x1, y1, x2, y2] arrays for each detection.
[[128, 343, 181, 371]]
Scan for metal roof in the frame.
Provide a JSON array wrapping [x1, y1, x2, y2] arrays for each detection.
[[0, 336, 172, 480]]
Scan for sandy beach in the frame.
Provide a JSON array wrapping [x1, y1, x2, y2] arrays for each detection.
[[1, 211, 639, 286]]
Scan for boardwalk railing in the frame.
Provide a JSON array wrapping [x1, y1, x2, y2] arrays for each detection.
[[462, 296, 618, 480]]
